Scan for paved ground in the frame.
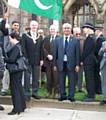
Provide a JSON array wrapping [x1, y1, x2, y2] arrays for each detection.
[[0, 105, 106, 120], [1, 96, 106, 112]]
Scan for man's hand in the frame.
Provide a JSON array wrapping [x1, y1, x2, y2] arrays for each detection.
[[54, 66, 57, 71], [75, 65, 80, 72], [40, 60, 44, 66], [47, 54, 53, 61]]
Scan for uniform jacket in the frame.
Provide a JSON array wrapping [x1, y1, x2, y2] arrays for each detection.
[[82, 34, 96, 66]]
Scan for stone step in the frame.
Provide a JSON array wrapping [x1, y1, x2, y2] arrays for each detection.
[[0, 96, 106, 112]]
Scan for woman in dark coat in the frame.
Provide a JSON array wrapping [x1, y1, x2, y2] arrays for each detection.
[[5, 32, 26, 115]]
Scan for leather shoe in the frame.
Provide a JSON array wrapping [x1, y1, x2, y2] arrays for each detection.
[[32, 95, 41, 99], [0, 92, 7, 96], [68, 98, 75, 102], [0, 105, 4, 111], [100, 100, 106, 105], [8, 111, 17, 115], [58, 97, 67, 101]]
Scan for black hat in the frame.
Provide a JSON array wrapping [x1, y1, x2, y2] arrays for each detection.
[[82, 23, 95, 31], [95, 26, 103, 31]]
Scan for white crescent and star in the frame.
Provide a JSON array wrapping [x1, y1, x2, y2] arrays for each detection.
[[34, 0, 52, 10]]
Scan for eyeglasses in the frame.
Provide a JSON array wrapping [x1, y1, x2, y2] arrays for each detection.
[[63, 27, 70, 29], [76, 33, 80, 36]]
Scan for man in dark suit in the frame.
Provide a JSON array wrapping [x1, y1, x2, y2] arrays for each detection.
[[22, 20, 43, 100], [82, 23, 96, 102], [43, 24, 59, 98], [53, 23, 80, 101], [94, 27, 105, 94]]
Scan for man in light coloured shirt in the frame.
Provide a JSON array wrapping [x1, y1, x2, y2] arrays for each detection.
[[53, 23, 80, 101]]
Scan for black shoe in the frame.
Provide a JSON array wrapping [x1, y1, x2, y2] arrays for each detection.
[[8, 111, 17, 115], [0, 105, 4, 111], [68, 98, 75, 102], [0, 92, 7, 96], [58, 97, 67, 101], [100, 100, 106, 105], [32, 95, 41, 99]]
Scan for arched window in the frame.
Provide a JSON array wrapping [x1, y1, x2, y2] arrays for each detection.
[[72, 1, 96, 27]]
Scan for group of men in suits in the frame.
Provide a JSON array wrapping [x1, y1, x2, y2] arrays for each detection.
[[53, 22, 105, 103], [0, 17, 105, 105]]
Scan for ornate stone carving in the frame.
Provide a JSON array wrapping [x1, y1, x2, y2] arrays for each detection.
[[64, 0, 76, 12], [89, 0, 106, 22]]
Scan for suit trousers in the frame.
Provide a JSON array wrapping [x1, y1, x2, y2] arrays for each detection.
[[23, 66, 31, 98], [94, 63, 102, 94], [84, 65, 95, 98], [46, 63, 59, 94], [101, 64, 106, 100], [31, 65, 40, 95], [10, 71, 26, 112], [59, 62, 77, 98], [1, 68, 10, 92]]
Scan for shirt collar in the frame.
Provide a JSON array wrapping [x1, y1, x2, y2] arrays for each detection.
[[64, 35, 70, 42]]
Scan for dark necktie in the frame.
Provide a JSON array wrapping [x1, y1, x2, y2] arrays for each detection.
[[64, 37, 68, 54]]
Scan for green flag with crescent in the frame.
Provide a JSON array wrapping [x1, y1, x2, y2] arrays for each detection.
[[8, 0, 62, 20]]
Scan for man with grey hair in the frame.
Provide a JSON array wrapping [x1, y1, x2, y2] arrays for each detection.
[[22, 20, 43, 100], [73, 27, 84, 92], [42, 24, 60, 98], [53, 23, 80, 101]]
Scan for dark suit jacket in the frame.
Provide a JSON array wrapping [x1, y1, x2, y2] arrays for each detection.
[[95, 34, 105, 62], [54, 36, 80, 71], [82, 34, 96, 66], [21, 32, 43, 65], [43, 35, 59, 66]]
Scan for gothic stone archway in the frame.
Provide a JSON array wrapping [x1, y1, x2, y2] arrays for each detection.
[[63, 0, 106, 36]]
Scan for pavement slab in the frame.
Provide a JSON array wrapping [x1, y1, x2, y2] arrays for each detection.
[[0, 105, 106, 120]]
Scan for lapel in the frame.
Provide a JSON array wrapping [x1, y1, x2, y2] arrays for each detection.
[[28, 32, 31, 36], [61, 36, 64, 53], [27, 32, 32, 39], [27, 32, 36, 44]]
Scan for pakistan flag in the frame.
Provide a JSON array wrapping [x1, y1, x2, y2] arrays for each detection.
[[8, 0, 62, 20]]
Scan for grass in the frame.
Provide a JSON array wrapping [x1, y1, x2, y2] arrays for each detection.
[[37, 86, 103, 101], [4, 83, 103, 102]]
